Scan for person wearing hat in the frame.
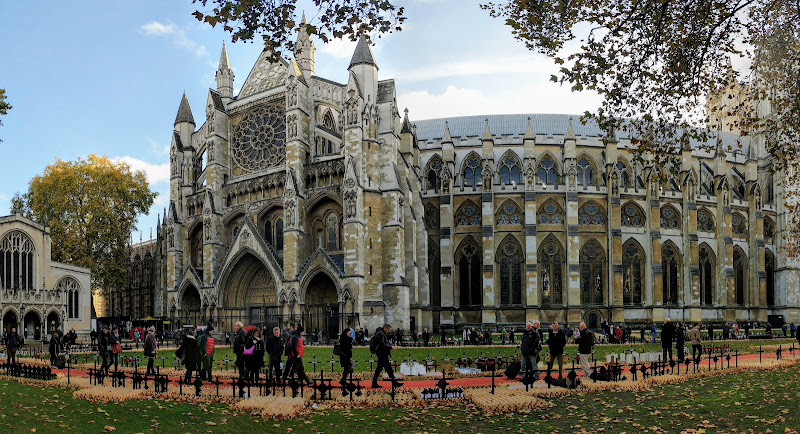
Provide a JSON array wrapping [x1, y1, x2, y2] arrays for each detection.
[[198, 326, 216, 381], [144, 326, 158, 375]]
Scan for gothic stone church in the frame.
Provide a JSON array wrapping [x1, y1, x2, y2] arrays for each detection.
[[151, 26, 798, 337]]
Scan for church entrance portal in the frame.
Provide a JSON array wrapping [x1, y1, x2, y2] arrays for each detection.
[[219, 253, 279, 332], [47, 312, 60, 336], [24, 311, 41, 340], [2, 311, 18, 335], [303, 272, 340, 342], [180, 285, 202, 326]]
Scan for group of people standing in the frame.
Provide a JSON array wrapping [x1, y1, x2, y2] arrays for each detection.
[[519, 320, 595, 380]]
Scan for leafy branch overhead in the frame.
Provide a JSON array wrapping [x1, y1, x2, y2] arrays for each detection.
[[191, 0, 405, 57], [0, 88, 11, 143]]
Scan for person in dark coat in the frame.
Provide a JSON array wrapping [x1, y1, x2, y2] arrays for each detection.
[[98, 326, 112, 374], [520, 321, 541, 380], [109, 326, 121, 372], [179, 329, 201, 383], [661, 318, 676, 361], [6, 327, 22, 364], [338, 328, 354, 384], [247, 329, 265, 384], [371, 324, 398, 388], [49, 331, 61, 366], [280, 324, 295, 380], [144, 326, 158, 375], [266, 327, 283, 383], [547, 322, 567, 378], [676, 322, 686, 363], [232, 321, 247, 378], [577, 322, 594, 376]]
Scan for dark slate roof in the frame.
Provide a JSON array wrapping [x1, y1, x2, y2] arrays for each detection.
[[174, 92, 195, 125], [209, 89, 225, 111], [413, 113, 749, 152], [349, 36, 378, 69], [313, 76, 345, 87], [377, 79, 395, 104]]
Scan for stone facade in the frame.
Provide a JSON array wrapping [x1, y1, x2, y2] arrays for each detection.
[[107, 240, 157, 322], [0, 214, 92, 340]]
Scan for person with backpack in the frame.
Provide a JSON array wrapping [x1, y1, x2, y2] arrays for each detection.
[[283, 326, 311, 386], [266, 327, 283, 383], [371, 323, 398, 388], [177, 329, 201, 383], [337, 328, 354, 385], [198, 326, 215, 380]]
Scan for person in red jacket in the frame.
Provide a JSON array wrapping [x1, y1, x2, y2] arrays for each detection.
[[283, 326, 312, 386]]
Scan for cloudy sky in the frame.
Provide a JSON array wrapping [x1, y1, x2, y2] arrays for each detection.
[[0, 0, 601, 236]]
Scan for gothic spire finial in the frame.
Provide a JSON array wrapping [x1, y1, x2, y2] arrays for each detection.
[[442, 121, 452, 142], [401, 107, 413, 134], [524, 116, 535, 139], [349, 35, 378, 70], [218, 42, 231, 71], [174, 91, 195, 125], [482, 118, 492, 140], [566, 117, 576, 140]]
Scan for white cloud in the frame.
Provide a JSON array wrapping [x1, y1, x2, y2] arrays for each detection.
[[384, 56, 555, 83], [319, 38, 358, 59], [140, 21, 208, 57], [147, 138, 169, 156], [114, 156, 170, 185]]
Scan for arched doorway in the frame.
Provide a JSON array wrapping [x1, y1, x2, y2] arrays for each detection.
[[180, 285, 202, 326], [24, 311, 41, 340], [47, 312, 60, 336], [2, 311, 18, 335], [220, 252, 279, 331], [303, 272, 340, 342]]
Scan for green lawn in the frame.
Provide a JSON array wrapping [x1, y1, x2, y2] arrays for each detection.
[[1, 361, 799, 432]]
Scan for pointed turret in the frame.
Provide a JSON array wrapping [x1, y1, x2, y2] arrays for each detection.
[[401, 108, 413, 134], [349, 35, 378, 70], [294, 12, 316, 76], [482, 119, 492, 140], [348, 35, 378, 108], [216, 42, 234, 99], [715, 133, 725, 157], [524, 117, 535, 140], [565, 117, 576, 140], [174, 92, 195, 126], [442, 121, 453, 143]]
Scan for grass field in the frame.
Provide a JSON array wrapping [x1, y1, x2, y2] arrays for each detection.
[[0, 361, 798, 432]]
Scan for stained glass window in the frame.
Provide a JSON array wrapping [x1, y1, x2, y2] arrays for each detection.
[[699, 245, 714, 306], [734, 248, 747, 305], [231, 102, 286, 172], [498, 237, 523, 305], [580, 241, 604, 305], [538, 201, 565, 224], [662, 243, 680, 304], [424, 202, 440, 230], [697, 208, 715, 232], [579, 202, 606, 225], [660, 206, 681, 229], [538, 156, 558, 186], [499, 153, 521, 186], [458, 238, 482, 306], [577, 157, 595, 187], [621, 203, 645, 227], [455, 201, 481, 226], [766, 249, 775, 306], [59, 278, 80, 319], [463, 153, 482, 188], [327, 214, 339, 251], [497, 201, 523, 225], [732, 213, 747, 236], [622, 241, 644, 304], [539, 239, 563, 304], [617, 161, 632, 188], [426, 155, 443, 192], [0, 231, 35, 291]]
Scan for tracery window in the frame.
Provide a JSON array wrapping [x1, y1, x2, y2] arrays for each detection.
[[580, 241, 604, 305], [322, 110, 336, 131], [497, 236, 523, 305], [697, 208, 715, 232], [732, 213, 747, 236], [622, 240, 644, 304], [621, 202, 645, 227], [766, 249, 775, 307], [537, 156, 558, 186], [463, 153, 482, 188], [428, 237, 441, 307], [617, 161, 632, 188], [424, 202, 440, 230], [699, 245, 715, 306], [455, 200, 481, 227], [327, 214, 340, 251], [660, 205, 681, 230], [498, 152, 521, 186], [764, 217, 775, 240], [496, 200, 523, 225], [426, 155, 443, 192], [538, 200, 564, 225], [662, 243, 680, 304], [190, 229, 203, 268], [0, 231, 35, 290], [539, 238, 564, 304], [577, 157, 595, 187], [457, 238, 482, 306], [734, 247, 747, 305], [59, 278, 80, 319], [230, 102, 286, 171], [264, 214, 285, 251], [579, 201, 606, 225]]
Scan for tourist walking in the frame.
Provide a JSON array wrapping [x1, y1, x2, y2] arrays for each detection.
[[247, 329, 265, 384], [198, 326, 215, 380], [225, 331, 231, 346], [48, 331, 61, 367], [520, 321, 541, 380], [7, 327, 22, 364], [266, 327, 283, 383], [144, 326, 158, 375], [281, 324, 295, 380], [690, 323, 702, 362], [284, 326, 311, 386], [110, 326, 122, 372], [661, 318, 676, 362], [338, 328, 354, 384], [233, 321, 247, 378], [547, 322, 566, 378], [577, 322, 593, 377], [651, 324, 657, 343], [178, 329, 201, 383], [98, 326, 111, 374], [371, 323, 398, 388]]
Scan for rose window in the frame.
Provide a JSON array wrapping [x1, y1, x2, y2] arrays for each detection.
[[231, 103, 286, 172]]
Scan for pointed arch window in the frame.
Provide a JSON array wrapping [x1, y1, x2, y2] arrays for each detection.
[[426, 155, 443, 193], [498, 153, 521, 186], [0, 231, 36, 291], [622, 241, 644, 304], [732, 213, 747, 236], [265, 220, 273, 245], [326, 214, 340, 251], [580, 241, 605, 305], [275, 218, 284, 250], [577, 157, 595, 187], [457, 238, 482, 306], [463, 153, 482, 188], [662, 243, 680, 305], [697, 208, 715, 232], [699, 245, 715, 306], [190, 229, 203, 268], [579, 201, 606, 225], [764, 217, 775, 241], [428, 237, 441, 307], [496, 200, 523, 225], [455, 200, 481, 227], [766, 249, 775, 306], [424, 202, 440, 230], [538, 200, 565, 225], [734, 248, 747, 305], [498, 237, 523, 305], [621, 202, 645, 227], [537, 156, 558, 186], [263, 213, 284, 251], [322, 110, 336, 131], [617, 161, 632, 188], [539, 239, 564, 304], [660, 205, 681, 230], [59, 278, 80, 319]]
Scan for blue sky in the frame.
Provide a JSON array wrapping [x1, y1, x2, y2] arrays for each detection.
[[0, 0, 600, 238]]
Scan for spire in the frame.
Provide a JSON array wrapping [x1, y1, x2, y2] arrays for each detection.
[[566, 117, 576, 140], [216, 43, 234, 98], [174, 92, 195, 125], [349, 35, 378, 70], [301, 11, 307, 25], [524, 117, 535, 139], [442, 121, 452, 142], [295, 11, 316, 76], [218, 41, 231, 71], [401, 108, 413, 134], [482, 118, 492, 140]]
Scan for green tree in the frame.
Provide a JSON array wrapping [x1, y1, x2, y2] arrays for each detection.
[[14, 154, 157, 294], [191, 0, 405, 56], [0, 88, 11, 143]]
